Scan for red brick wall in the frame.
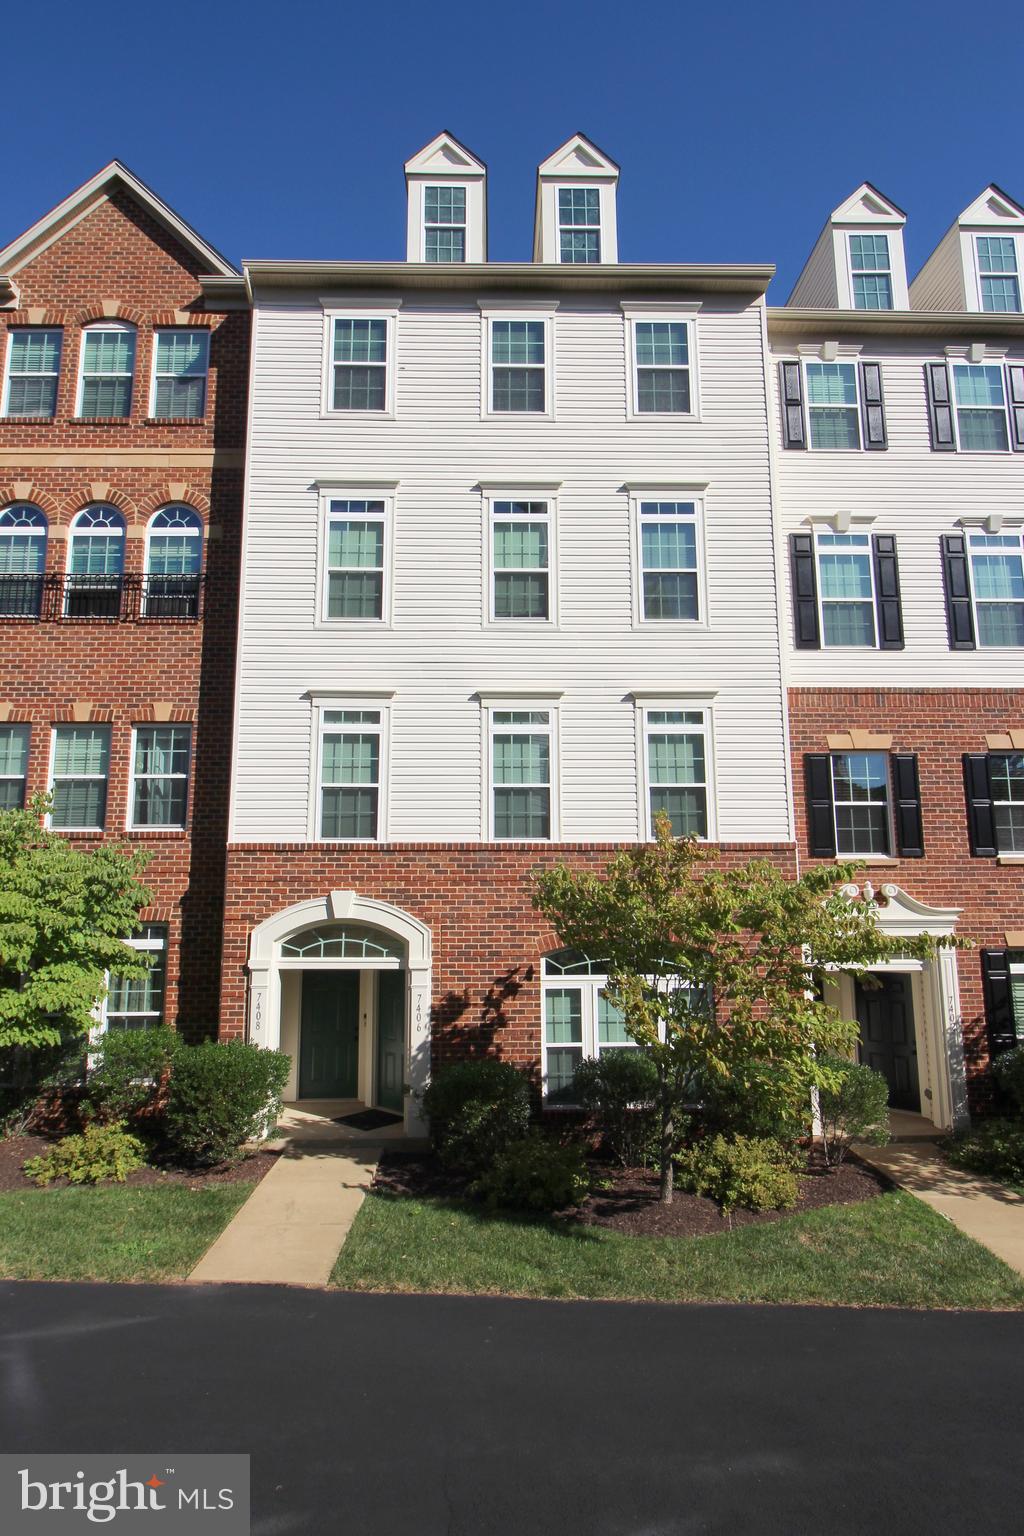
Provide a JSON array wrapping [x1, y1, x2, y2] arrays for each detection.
[[221, 843, 799, 1076], [0, 188, 248, 1034], [789, 687, 1024, 1109]]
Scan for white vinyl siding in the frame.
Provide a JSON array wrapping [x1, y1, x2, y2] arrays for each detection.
[[3, 329, 61, 417]]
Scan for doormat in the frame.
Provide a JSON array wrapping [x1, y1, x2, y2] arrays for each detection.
[[334, 1109, 403, 1131]]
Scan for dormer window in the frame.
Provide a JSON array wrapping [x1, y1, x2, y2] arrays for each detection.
[[424, 186, 466, 263], [849, 234, 892, 310], [558, 188, 600, 263], [977, 237, 1021, 313]]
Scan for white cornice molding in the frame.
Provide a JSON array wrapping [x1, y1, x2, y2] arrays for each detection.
[[620, 298, 702, 315], [319, 295, 403, 311], [802, 511, 877, 532], [313, 478, 400, 491], [629, 690, 718, 704], [622, 480, 709, 494], [477, 296, 560, 312], [476, 480, 562, 493], [475, 690, 564, 706]]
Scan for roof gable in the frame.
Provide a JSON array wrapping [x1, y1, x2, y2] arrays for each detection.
[[404, 131, 486, 178], [957, 184, 1024, 227], [537, 133, 619, 180], [0, 161, 237, 278], [830, 182, 906, 224]]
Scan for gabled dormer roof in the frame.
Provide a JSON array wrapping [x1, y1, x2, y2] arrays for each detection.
[[536, 132, 620, 181], [955, 184, 1024, 227], [830, 182, 906, 224], [404, 131, 487, 180], [0, 160, 238, 281]]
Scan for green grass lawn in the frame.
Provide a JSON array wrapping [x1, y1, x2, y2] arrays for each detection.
[[0, 1185, 253, 1283], [332, 1190, 1024, 1310]]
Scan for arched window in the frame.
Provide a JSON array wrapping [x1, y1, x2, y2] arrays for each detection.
[[0, 505, 47, 617], [145, 505, 203, 617], [66, 506, 125, 619], [280, 923, 404, 962]]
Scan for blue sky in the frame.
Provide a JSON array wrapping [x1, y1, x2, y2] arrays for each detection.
[[5, 0, 1021, 301]]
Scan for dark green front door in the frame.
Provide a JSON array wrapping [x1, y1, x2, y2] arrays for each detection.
[[376, 970, 405, 1112], [855, 973, 920, 1111], [300, 971, 359, 1098]]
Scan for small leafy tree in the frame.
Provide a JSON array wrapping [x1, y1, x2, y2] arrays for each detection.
[[533, 815, 949, 1203], [0, 798, 152, 1053]]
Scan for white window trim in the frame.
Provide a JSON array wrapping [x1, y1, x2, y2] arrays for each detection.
[[541, 965, 637, 1103], [635, 699, 717, 843], [965, 529, 1024, 649], [973, 234, 1023, 315], [802, 358, 863, 451], [847, 232, 893, 311], [126, 724, 192, 833], [630, 490, 708, 630], [949, 360, 1013, 454], [482, 696, 561, 842], [148, 328, 210, 419], [321, 305, 400, 419], [421, 183, 468, 264], [622, 303, 701, 422], [98, 925, 168, 1036], [829, 750, 894, 859], [814, 529, 878, 649], [143, 505, 203, 616], [46, 724, 110, 833], [0, 722, 29, 808], [482, 488, 559, 628], [2, 327, 62, 418], [311, 696, 391, 843], [479, 302, 558, 421], [556, 185, 602, 265], [317, 487, 395, 628], [75, 320, 135, 419]]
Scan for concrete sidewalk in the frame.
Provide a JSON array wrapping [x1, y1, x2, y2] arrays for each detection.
[[857, 1141, 1024, 1276], [187, 1145, 380, 1287]]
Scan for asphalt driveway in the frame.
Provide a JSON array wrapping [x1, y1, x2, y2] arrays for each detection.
[[1, 1282, 1021, 1535]]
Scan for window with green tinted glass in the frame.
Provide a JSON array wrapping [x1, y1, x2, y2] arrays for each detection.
[[151, 330, 209, 418], [0, 724, 29, 810], [320, 709, 383, 839], [491, 501, 550, 619], [424, 186, 466, 262], [78, 327, 135, 418], [968, 533, 1024, 646], [977, 237, 1021, 313], [639, 502, 699, 620], [4, 329, 61, 417], [849, 234, 892, 310], [953, 364, 1010, 450], [130, 726, 190, 828], [544, 987, 583, 1101], [645, 709, 708, 838], [332, 318, 388, 410], [325, 500, 386, 619], [106, 925, 167, 1031], [633, 321, 691, 413], [815, 532, 876, 646], [490, 320, 546, 412], [50, 725, 110, 830], [805, 362, 861, 449], [558, 187, 600, 263], [490, 709, 552, 838]]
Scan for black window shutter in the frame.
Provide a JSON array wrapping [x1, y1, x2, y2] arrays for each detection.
[[925, 362, 956, 451], [780, 362, 806, 449], [872, 534, 904, 649], [789, 533, 821, 648], [1006, 365, 1024, 452], [982, 950, 1017, 1057], [941, 533, 976, 650], [805, 754, 837, 857], [860, 362, 887, 449], [963, 753, 997, 857], [891, 753, 924, 857]]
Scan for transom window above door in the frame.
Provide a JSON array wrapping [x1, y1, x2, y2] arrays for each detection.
[[281, 922, 404, 960]]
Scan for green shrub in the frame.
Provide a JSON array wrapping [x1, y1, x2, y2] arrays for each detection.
[[816, 1053, 890, 1166], [943, 1119, 1024, 1185], [697, 1063, 812, 1143], [86, 1025, 181, 1125], [675, 1134, 801, 1213], [23, 1122, 146, 1186], [163, 1041, 290, 1166], [422, 1059, 531, 1171], [472, 1132, 589, 1211], [994, 1046, 1024, 1113], [572, 1052, 660, 1167]]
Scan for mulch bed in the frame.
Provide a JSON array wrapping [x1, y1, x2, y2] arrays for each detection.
[[370, 1148, 892, 1238], [0, 1134, 280, 1194]]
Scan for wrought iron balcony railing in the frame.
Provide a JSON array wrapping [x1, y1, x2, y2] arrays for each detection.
[[0, 573, 205, 622]]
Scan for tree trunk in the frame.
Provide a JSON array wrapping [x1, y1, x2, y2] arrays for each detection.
[[659, 1071, 674, 1204]]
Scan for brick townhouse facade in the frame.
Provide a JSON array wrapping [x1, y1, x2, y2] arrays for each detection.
[[0, 163, 248, 1035]]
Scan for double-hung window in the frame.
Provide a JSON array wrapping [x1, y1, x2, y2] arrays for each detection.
[[952, 364, 1010, 451], [636, 501, 702, 622], [424, 186, 466, 262], [488, 708, 555, 839], [977, 237, 1021, 314], [319, 708, 385, 840], [324, 499, 388, 621], [642, 708, 711, 840], [849, 234, 893, 310], [50, 725, 110, 831], [330, 315, 391, 412], [558, 187, 600, 263], [805, 362, 861, 449], [490, 500, 552, 620], [150, 329, 209, 418], [105, 924, 167, 1031], [830, 752, 891, 856], [815, 532, 876, 646], [0, 724, 29, 809], [3, 328, 61, 417], [488, 318, 548, 413], [966, 532, 1024, 646], [77, 324, 135, 418], [989, 754, 1024, 854], [130, 726, 190, 829], [541, 952, 633, 1103], [630, 318, 694, 414]]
